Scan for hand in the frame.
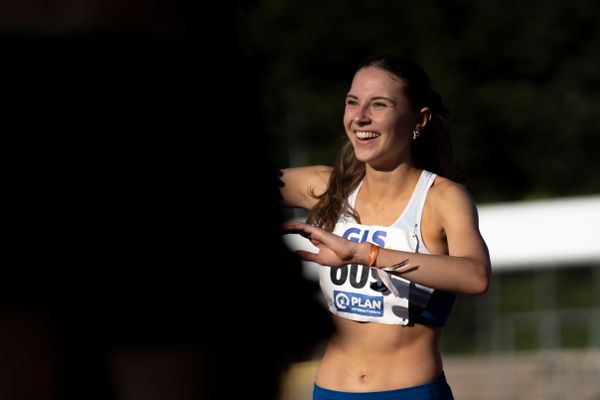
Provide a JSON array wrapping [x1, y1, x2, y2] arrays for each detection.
[[282, 221, 362, 267]]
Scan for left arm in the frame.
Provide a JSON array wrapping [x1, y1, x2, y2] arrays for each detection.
[[283, 184, 491, 295]]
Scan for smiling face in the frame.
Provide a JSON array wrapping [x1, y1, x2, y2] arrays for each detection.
[[343, 66, 424, 169]]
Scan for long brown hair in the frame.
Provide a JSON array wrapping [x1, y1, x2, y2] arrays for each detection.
[[307, 54, 454, 232]]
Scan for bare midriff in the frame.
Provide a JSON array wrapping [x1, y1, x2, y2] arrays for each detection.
[[314, 315, 443, 392]]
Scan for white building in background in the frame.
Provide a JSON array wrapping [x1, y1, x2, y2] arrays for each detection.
[[478, 195, 600, 271]]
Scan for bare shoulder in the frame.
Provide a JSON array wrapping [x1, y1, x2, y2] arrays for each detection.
[[280, 165, 333, 208], [282, 165, 333, 190], [429, 176, 473, 202], [428, 176, 478, 222]]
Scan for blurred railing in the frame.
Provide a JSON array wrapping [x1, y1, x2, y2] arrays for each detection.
[[491, 308, 600, 351]]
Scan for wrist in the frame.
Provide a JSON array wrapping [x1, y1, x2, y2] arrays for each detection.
[[354, 241, 370, 266], [366, 242, 380, 267]]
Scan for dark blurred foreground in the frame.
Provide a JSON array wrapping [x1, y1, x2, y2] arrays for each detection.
[[0, 2, 331, 399]]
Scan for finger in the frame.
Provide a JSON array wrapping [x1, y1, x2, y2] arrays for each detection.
[[381, 260, 417, 275], [282, 221, 309, 233], [294, 249, 319, 263], [281, 222, 299, 231], [282, 223, 306, 236], [382, 259, 410, 271], [309, 238, 323, 247]]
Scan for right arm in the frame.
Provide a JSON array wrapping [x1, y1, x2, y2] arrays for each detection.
[[279, 165, 333, 209]]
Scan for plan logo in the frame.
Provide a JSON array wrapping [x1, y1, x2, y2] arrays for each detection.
[[334, 290, 384, 317]]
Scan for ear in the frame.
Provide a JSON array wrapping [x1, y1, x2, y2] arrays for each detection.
[[416, 107, 432, 130]]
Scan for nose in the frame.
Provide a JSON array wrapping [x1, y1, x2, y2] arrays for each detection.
[[353, 107, 370, 124]]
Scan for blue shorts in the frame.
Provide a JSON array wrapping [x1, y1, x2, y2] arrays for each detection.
[[313, 373, 454, 400]]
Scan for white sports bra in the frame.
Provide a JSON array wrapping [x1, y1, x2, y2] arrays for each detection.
[[318, 170, 455, 326]]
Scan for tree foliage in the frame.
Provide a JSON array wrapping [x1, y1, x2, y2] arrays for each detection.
[[242, 0, 600, 202]]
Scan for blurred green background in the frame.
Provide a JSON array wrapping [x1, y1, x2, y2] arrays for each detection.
[[241, 0, 600, 203]]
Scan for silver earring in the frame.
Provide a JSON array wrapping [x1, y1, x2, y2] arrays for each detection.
[[412, 128, 421, 140]]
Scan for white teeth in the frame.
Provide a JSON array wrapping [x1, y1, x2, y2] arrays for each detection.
[[356, 131, 380, 139]]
